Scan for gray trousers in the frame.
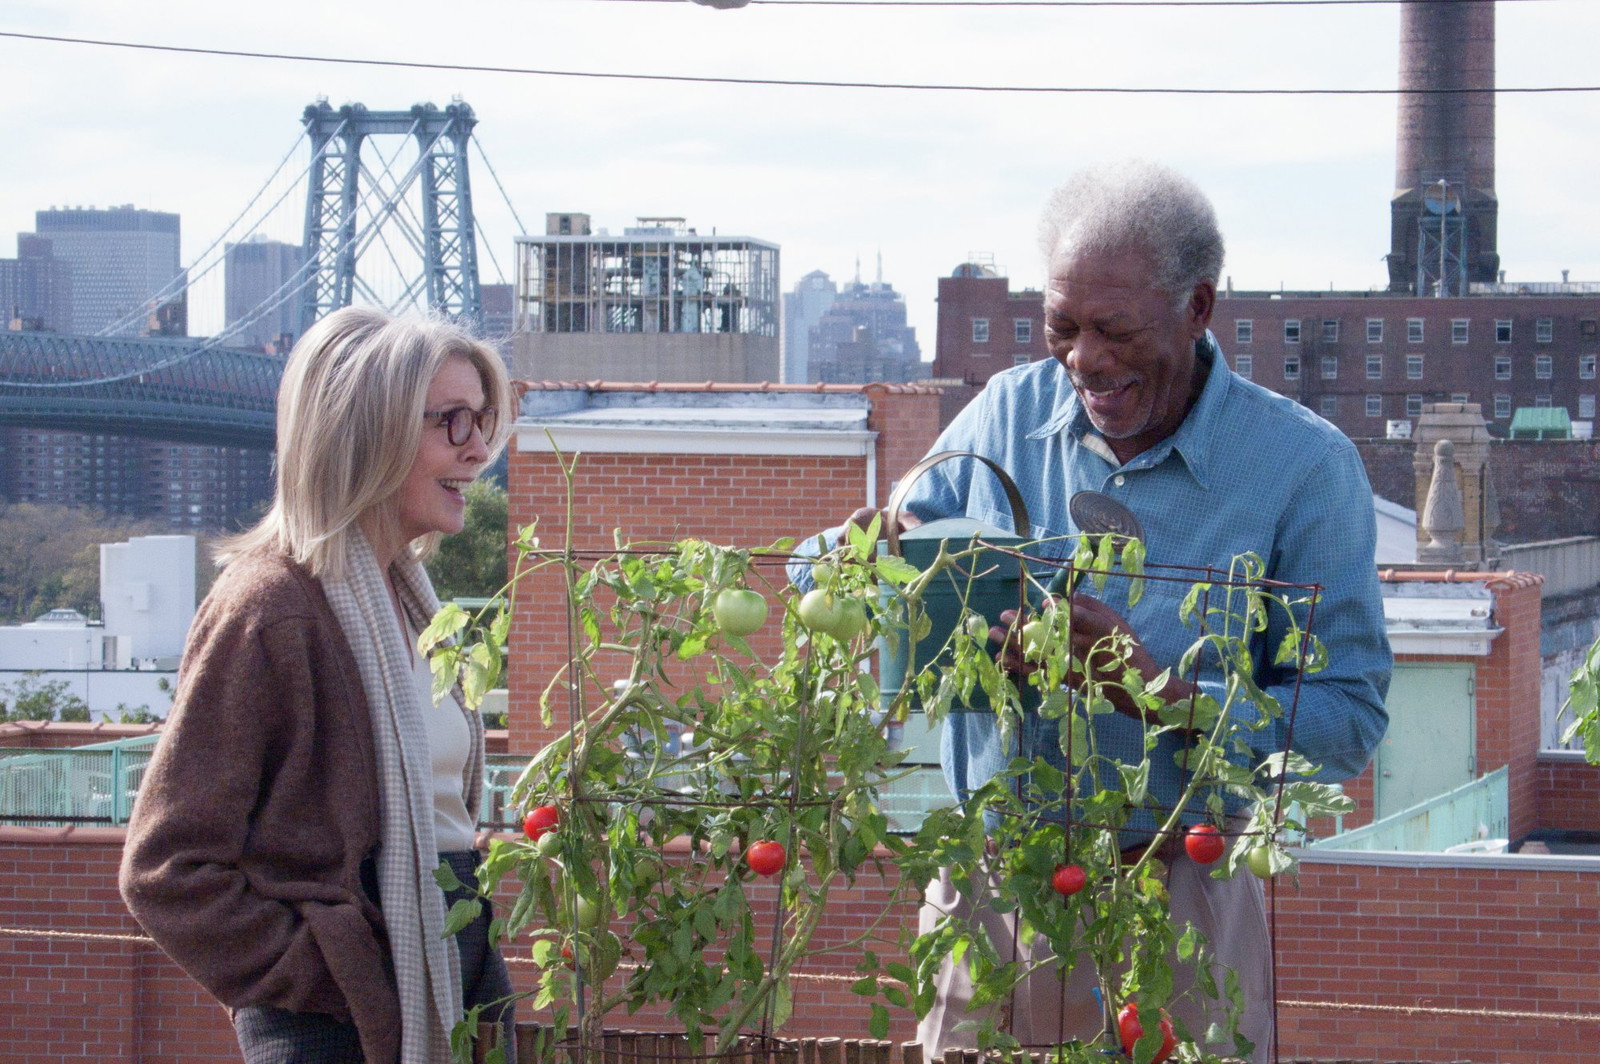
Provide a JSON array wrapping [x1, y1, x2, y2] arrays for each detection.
[[915, 851, 1273, 1064]]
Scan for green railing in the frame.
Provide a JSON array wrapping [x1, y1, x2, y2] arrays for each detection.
[[0, 734, 160, 827], [1, 741, 951, 836], [1308, 765, 1509, 853]]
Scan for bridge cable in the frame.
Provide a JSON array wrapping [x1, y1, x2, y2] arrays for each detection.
[[94, 128, 313, 339]]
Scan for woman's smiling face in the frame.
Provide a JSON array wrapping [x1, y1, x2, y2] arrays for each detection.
[[393, 353, 489, 544]]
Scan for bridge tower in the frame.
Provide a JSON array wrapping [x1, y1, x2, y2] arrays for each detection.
[[300, 100, 482, 333]]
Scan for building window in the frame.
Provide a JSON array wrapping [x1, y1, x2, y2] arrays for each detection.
[[972, 318, 990, 343], [1366, 395, 1383, 418], [1014, 319, 1032, 345], [1452, 319, 1470, 344], [1535, 395, 1553, 408], [1580, 395, 1596, 420], [1451, 393, 1470, 404], [1536, 318, 1554, 343], [1536, 354, 1553, 379], [1367, 318, 1383, 343], [1494, 394, 1512, 418], [1234, 354, 1253, 380], [1582, 319, 1598, 339], [1582, 354, 1597, 380], [1407, 318, 1424, 343], [1319, 396, 1338, 418], [1321, 355, 1338, 380], [1407, 354, 1424, 380], [1495, 355, 1512, 380], [1284, 319, 1301, 344], [1406, 394, 1424, 418], [1496, 319, 1512, 343], [1321, 319, 1339, 343], [1366, 354, 1383, 380], [1013, 353, 1032, 367], [1235, 320, 1253, 345], [1283, 355, 1300, 380]]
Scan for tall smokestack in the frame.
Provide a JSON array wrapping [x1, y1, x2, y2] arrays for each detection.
[[1387, 0, 1498, 294]]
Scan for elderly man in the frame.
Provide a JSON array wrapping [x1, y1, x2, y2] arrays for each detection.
[[800, 162, 1390, 1060]]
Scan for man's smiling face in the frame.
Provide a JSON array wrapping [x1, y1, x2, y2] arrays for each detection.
[[1043, 245, 1214, 463]]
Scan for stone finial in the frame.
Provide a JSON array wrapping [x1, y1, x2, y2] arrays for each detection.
[[1418, 438, 1466, 564]]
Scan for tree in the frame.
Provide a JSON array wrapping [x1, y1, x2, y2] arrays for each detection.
[[0, 503, 171, 622], [426, 480, 509, 603], [0, 674, 91, 723]]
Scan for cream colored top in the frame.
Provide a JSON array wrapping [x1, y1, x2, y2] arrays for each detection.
[[412, 643, 477, 852]]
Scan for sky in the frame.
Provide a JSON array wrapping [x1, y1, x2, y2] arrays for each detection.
[[3, 0, 1598, 356]]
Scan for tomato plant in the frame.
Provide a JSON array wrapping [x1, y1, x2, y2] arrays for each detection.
[[428, 456, 1361, 1064], [745, 840, 787, 877], [1183, 823, 1225, 864]]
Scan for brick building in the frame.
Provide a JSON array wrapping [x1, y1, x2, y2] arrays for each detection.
[[932, 265, 1600, 442]]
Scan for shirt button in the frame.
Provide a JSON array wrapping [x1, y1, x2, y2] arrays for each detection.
[[1114, 475, 1126, 487]]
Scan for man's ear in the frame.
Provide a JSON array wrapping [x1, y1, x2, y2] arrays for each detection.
[[1187, 280, 1217, 337]]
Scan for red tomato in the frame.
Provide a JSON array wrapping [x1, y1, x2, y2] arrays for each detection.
[[1050, 863, 1087, 896], [1183, 823, 1226, 864], [745, 840, 787, 877], [523, 804, 560, 841], [1117, 1003, 1176, 1064]]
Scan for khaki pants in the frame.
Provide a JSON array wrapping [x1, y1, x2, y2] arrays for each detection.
[[915, 852, 1273, 1064]]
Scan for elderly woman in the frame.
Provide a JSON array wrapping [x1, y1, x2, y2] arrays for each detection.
[[120, 306, 518, 1064]]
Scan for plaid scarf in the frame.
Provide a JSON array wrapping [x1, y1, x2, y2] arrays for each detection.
[[323, 529, 484, 1063]]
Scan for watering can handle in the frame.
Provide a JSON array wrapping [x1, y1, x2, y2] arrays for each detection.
[[884, 450, 1032, 557]]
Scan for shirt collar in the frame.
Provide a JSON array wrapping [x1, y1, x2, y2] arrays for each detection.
[[1027, 331, 1230, 490]]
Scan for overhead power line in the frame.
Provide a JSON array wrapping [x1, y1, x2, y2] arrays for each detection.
[[652, 0, 1522, 6], [2, 30, 1594, 97]]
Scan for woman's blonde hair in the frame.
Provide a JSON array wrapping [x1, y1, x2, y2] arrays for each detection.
[[219, 306, 514, 579]]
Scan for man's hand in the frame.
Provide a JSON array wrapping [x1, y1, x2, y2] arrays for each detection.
[[996, 594, 1196, 724]]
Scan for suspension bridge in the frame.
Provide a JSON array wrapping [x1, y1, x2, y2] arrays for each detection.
[[0, 99, 521, 450]]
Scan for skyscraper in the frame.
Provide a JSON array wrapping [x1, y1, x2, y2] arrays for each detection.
[[224, 235, 304, 351], [0, 235, 72, 332], [31, 206, 184, 336], [789, 258, 924, 385], [783, 270, 837, 384]]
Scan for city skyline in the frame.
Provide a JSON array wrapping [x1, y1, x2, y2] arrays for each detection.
[[2, 0, 1598, 349]]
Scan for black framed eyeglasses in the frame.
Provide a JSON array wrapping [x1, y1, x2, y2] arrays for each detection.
[[423, 405, 498, 446]]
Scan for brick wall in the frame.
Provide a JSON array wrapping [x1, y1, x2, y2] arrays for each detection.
[[6, 830, 1598, 1063], [1535, 755, 1600, 833], [503, 384, 941, 759], [1275, 855, 1600, 1064]]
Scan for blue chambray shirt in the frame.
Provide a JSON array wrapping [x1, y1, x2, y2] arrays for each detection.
[[798, 335, 1390, 840]]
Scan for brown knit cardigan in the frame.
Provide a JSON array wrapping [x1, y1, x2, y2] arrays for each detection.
[[120, 548, 403, 1064]]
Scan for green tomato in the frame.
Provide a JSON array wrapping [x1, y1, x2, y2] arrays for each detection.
[[573, 895, 602, 929], [1021, 618, 1051, 660], [712, 587, 768, 637], [1245, 844, 1275, 879], [535, 830, 562, 858], [812, 561, 838, 590], [797, 589, 842, 634], [831, 597, 868, 640]]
